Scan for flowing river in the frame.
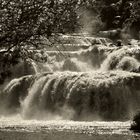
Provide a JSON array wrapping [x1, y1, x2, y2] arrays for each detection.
[[0, 35, 140, 139]]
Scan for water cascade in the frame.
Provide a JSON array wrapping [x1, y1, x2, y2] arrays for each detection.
[[0, 71, 140, 121], [1, 35, 140, 122]]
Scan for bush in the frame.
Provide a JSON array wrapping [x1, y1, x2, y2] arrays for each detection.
[[130, 111, 140, 133]]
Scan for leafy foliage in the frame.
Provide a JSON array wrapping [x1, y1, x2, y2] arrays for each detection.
[[126, 0, 140, 38], [100, 1, 134, 30], [0, 0, 80, 50], [0, 0, 140, 83], [0, 0, 82, 83], [1, 0, 140, 50], [130, 111, 140, 133], [99, 0, 140, 38]]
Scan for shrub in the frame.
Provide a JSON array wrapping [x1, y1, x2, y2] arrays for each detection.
[[130, 111, 140, 133]]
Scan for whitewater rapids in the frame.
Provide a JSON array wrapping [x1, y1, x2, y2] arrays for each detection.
[[0, 115, 131, 135], [1, 35, 140, 139], [0, 116, 137, 140], [1, 71, 140, 121]]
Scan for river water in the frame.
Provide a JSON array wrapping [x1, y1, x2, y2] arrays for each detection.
[[0, 35, 140, 139], [0, 116, 137, 140]]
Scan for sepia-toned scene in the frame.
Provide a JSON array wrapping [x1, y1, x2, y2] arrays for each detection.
[[0, 0, 140, 139]]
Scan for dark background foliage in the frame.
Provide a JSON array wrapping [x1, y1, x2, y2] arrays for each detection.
[[0, 0, 140, 83]]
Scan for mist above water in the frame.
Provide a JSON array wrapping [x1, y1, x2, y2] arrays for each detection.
[[1, 70, 140, 121], [0, 35, 140, 121]]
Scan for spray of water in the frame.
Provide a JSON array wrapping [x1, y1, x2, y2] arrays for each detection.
[[0, 71, 140, 121], [101, 47, 140, 72], [0, 34, 140, 122]]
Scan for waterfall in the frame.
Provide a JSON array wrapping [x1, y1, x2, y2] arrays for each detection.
[[1, 35, 140, 121], [101, 47, 140, 72], [1, 71, 140, 121]]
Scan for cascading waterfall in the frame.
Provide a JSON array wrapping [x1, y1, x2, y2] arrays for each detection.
[[1, 71, 140, 121], [0, 75, 35, 114], [35, 45, 117, 72], [1, 36, 140, 122], [101, 47, 140, 72]]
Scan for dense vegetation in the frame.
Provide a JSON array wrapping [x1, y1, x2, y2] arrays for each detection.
[[0, 0, 140, 83], [130, 111, 140, 133], [100, 0, 140, 38], [1, 0, 140, 51], [0, 0, 80, 82]]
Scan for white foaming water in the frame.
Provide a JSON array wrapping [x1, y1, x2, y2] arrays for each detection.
[[0, 115, 131, 135], [1, 71, 140, 122], [1, 36, 140, 139], [33, 45, 117, 73], [101, 47, 140, 72]]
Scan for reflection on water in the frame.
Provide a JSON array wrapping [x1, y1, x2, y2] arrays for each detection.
[[0, 117, 139, 140], [0, 131, 139, 140]]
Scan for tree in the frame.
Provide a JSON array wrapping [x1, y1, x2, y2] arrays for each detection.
[[0, 0, 80, 51], [125, 0, 140, 39], [100, 0, 133, 30], [130, 111, 140, 133], [0, 0, 81, 83]]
